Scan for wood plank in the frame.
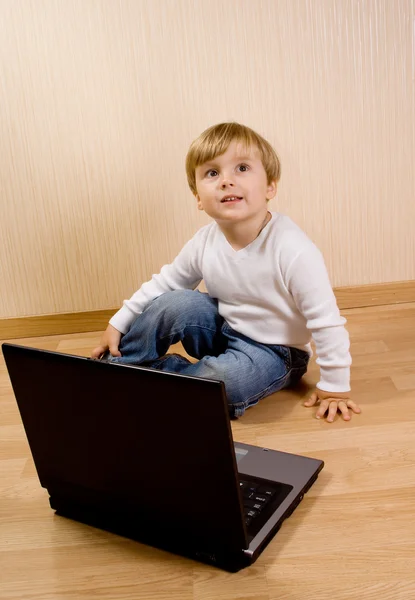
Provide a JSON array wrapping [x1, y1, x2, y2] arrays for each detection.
[[0, 310, 115, 340], [335, 279, 415, 309]]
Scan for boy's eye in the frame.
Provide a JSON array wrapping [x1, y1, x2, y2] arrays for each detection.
[[237, 164, 249, 172], [206, 169, 218, 178]]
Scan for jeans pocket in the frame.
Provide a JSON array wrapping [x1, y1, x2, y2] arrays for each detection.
[[269, 344, 291, 370]]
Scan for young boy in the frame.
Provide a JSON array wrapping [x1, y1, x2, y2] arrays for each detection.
[[92, 122, 361, 422]]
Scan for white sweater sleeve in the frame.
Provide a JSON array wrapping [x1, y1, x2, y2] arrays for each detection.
[[284, 239, 352, 393], [109, 232, 204, 334]]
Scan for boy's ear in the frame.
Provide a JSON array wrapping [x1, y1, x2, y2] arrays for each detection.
[[266, 180, 277, 200], [195, 194, 204, 211]]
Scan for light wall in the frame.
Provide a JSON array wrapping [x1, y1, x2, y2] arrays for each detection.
[[1, 0, 414, 319]]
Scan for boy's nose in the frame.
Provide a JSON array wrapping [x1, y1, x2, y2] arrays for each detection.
[[220, 178, 234, 189]]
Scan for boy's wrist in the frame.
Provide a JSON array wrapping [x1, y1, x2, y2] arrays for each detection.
[[109, 305, 135, 335], [317, 364, 351, 395], [316, 388, 351, 400]]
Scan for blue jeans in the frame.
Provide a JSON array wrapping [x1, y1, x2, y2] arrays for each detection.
[[109, 290, 309, 417]]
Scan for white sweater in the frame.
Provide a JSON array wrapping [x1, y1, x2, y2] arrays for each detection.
[[110, 212, 351, 392]]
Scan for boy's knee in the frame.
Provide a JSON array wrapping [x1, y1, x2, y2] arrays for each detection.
[[164, 289, 199, 304]]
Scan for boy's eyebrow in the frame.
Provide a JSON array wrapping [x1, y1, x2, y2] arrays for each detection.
[[199, 154, 255, 168], [234, 154, 254, 161]]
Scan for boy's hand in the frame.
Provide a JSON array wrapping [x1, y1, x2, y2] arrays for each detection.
[[304, 388, 361, 423], [91, 324, 122, 359]]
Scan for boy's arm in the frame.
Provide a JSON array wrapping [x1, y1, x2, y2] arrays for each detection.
[[110, 233, 204, 335], [284, 238, 360, 421]]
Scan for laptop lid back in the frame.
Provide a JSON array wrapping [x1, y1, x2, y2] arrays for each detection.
[[3, 344, 248, 553]]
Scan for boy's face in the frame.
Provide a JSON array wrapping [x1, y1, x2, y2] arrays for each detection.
[[194, 140, 276, 225]]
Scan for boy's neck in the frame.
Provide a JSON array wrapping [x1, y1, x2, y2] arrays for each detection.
[[217, 210, 271, 251]]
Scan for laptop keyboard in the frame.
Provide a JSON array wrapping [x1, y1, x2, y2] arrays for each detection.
[[239, 476, 294, 538], [240, 479, 277, 526]]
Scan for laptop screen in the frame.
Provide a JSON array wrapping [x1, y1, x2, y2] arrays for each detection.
[[3, 344, 249, 553]]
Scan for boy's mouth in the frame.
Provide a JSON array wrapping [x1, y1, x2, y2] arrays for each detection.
[[221, 195, 243, 203]]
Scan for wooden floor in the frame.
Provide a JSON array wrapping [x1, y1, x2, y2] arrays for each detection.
[[1, 303, 415, 599]]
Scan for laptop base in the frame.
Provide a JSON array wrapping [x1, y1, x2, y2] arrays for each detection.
[[50, 496, 252, 572]]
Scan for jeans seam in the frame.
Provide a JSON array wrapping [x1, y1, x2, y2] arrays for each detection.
[[230, 368, 292, 413], [157, 324, 222, 342], [230, 357, 309, 417]]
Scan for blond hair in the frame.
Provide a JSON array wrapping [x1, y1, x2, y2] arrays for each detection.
[[185, 122, 281, 195]]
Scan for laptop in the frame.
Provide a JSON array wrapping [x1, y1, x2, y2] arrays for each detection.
[[2, 342, 324, 572]]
